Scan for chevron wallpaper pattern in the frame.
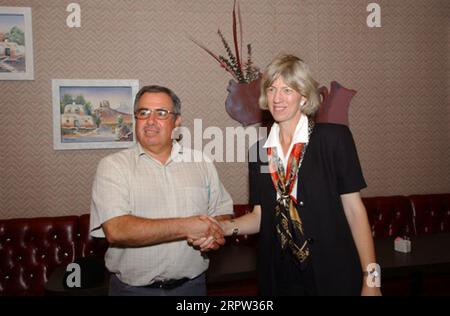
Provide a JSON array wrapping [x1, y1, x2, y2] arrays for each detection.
[[0, 0, 449, 218]]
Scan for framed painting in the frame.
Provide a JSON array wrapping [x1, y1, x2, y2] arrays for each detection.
[[52, 79, 139, 150], [0, 7, 34, 80]]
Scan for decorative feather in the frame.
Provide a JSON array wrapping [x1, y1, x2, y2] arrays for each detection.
[[237, 0, 243, 62], [187, 35, 238, 81], [232, 0, 241, 73], [187, 0, 258, 84], [218, 29, 245, 82]]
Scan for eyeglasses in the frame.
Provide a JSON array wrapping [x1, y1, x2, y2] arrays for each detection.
[[134, 108, 179, 120]]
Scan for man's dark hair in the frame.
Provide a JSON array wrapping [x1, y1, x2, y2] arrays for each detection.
[[133, 85, 181, 115]]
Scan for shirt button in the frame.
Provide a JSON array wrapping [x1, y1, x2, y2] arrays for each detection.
[[299, 201, 305, 206]]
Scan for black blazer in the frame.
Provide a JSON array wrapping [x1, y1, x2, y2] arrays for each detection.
[[249, 123, 367, 295]]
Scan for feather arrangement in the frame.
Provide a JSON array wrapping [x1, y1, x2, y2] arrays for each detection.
[[189, 0, 259, 83]]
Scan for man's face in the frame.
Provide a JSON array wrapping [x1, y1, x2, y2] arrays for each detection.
[[135, 92, 181, 153]]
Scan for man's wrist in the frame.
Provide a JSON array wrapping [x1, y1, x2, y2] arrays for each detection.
[[230, 219, 239, 237]]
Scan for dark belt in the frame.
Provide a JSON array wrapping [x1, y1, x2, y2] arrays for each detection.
[[146, 278, 190, 290]]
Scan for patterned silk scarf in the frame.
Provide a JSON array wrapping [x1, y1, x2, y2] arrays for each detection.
[[267, 120, 313, 267]]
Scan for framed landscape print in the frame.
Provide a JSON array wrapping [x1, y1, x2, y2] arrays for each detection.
[[52, 79, 139, 150], [0, 7, 34, 80]]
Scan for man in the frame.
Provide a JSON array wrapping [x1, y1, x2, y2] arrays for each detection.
[[90, 85, 233, 296]]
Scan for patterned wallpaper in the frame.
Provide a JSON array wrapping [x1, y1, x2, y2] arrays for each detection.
[[1, 0, 449, 219]]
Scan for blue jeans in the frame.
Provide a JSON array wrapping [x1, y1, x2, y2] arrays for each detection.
[[109, 273, 207, 296]]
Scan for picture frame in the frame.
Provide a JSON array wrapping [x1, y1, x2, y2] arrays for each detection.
[[52, 79, 139, 150], [0, 7, 34, 80]]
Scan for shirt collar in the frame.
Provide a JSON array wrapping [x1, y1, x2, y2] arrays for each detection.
[[135, 141, 183, 165], [263, 114, 309, 149]]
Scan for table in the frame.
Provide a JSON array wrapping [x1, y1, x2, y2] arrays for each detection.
[[44, 259, 110, 296], [207, 244, 257, 284], [45, 233, 450, 295], [375, 233, 450, 277], [206, 233, 450, 295]]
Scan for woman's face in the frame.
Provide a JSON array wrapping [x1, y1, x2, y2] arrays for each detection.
[[266, 76, 307, 126]]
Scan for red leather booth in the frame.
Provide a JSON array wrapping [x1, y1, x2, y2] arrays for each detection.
[[409, 194, 450, 235], [0, 215, 107, 296], [1, 193, 449, 296], [362, 195, 416, 238]]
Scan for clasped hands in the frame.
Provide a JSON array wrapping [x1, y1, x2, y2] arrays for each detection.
[[186, 215, 225, 252]]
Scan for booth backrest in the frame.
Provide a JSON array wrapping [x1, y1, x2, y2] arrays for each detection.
[[77, 214, 109, 259], [409, 194, 450, 234], [0, 215, 107, 296], [362, 196, 415, 238], [0, 216, 79, 295]]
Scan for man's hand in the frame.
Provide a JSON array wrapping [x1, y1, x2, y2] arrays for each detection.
[[188, 235, 225, 252], [189, 218, 228, 252], [185, 215, 225, 251]]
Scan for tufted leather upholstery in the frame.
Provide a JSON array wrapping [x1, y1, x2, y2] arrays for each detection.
[[362, 196, 415, 238], [77, 214, 108, 260], [409, 194, 450, 235], [0, 216, 79, 295], [0, 215, 108, 296], [408, 194, 450, 296]]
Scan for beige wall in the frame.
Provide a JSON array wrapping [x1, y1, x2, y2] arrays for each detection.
[[1, 0, 449, 219]]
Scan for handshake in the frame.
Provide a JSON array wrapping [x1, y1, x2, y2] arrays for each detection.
[[185, 215, 230, 252]]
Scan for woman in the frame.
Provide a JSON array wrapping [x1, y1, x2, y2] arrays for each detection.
[[199, 54, 381, 296]]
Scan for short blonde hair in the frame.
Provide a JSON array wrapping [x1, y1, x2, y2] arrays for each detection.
[[259, 54, 320, 116]]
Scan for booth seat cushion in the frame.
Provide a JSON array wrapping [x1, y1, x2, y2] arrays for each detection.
[[0, 216, 79, 296], [362, 196, 415, 238], [409, 194, 450, 234]]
